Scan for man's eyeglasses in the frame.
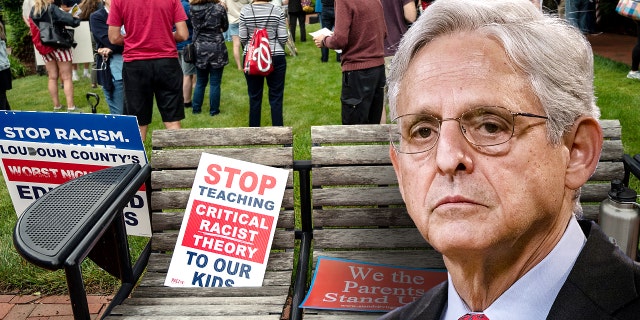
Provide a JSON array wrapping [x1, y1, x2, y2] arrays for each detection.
[[389, 106, 549, 154]]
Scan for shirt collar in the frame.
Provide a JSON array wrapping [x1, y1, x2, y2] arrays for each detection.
[[442, 216, 586, 320]]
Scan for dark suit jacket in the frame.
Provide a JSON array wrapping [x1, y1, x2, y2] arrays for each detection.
[[379, 220, 640, 319]]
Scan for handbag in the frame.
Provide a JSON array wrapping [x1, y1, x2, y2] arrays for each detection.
[[183, 43, 196, 63], [302, 0, 314, 13], [39, 6, 75, 49], [616, 0, 640, 20], [244, 5, 274, 76]]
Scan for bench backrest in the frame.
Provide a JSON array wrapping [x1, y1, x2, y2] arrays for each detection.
[[304, 121, 624, 317], [109, 127, 297, 319]]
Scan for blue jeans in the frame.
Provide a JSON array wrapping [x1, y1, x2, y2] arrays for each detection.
[[565, 0, 596, 34], [193, 66, 224, 115], [244, 55, 286, 127], [102, 79, 124, 115]]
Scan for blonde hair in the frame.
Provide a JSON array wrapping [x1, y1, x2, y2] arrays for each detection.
[[33, 0, 52, 17]]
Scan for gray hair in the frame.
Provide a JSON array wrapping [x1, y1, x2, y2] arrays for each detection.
[[388, 0, 600, 145]]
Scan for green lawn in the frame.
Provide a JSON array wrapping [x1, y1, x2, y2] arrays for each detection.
[[0, 22, 639, 295]]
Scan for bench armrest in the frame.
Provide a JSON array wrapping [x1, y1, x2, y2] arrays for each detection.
[[13, 163, 151, 320]]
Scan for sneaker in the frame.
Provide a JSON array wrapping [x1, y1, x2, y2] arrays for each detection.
[[72, 72, 79, 82], [53, 105, 63, 110], [67, 106, 77, 112], [628, 71, 640, 80]]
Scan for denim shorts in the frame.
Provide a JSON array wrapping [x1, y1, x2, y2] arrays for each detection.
[[178, 49, 196, 75], [228, 23, 239, 37]]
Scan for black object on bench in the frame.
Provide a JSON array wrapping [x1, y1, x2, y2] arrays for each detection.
[[13, 163, 151, 320]]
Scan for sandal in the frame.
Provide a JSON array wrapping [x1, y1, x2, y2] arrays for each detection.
[[53, 105, 63, 110]]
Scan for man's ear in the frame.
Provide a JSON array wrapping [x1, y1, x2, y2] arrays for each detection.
[[390, 145, 405, 196], [564, 116, 603, 190]]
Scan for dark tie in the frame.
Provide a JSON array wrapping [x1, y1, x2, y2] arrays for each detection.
[[458, 314, 489, 320]]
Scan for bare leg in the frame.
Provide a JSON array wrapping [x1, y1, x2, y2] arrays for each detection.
[[164, 121, 181, 130], [138, 125, 148, 142], [58, 60, 75, 109], [183, 74, 194, 104], [232, 35, 242, 70], [45, 60, 61, 108]]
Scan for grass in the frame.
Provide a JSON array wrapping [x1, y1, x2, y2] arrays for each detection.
[[1, 23, 639, 295]]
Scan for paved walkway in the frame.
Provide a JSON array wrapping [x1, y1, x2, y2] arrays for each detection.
[[0, 31, 634, 320], [0, 294, 112, 319]]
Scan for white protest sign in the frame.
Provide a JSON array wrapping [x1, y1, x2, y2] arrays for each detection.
[[0, 112, 150, 237], [164, 152, 289, 288]]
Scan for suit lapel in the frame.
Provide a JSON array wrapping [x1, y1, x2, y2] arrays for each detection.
[[547, 221, 639, 319]]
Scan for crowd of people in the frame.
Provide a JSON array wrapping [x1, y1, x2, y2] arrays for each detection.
[[15, 0, 632, 135]]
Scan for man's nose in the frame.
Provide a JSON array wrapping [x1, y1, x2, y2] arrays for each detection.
[[434, 120, 472, 174]]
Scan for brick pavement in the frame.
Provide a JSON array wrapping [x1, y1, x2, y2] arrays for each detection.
[[0, 294, 112, 320]]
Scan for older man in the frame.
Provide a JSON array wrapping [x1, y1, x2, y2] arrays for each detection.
[[382, 0, 640, 319]]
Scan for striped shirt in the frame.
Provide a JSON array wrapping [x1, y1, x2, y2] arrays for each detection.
[[239, 3, 288, 57]]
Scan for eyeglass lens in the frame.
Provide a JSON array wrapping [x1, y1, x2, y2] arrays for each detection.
[[390, 106, 518, 154]]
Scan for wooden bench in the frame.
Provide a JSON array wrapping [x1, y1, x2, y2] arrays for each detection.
[[11, 121, 625, 320], [299, 120, 625, 319], [104, 127, 305, 319]]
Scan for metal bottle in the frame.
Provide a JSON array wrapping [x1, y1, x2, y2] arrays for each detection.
[[599, 179, 640, 260]]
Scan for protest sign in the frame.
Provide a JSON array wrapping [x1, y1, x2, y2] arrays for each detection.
[[164, 152, 289, 288], [0, 111, 150, 237], [34, 21, 94, 65], [300, 256, 447, 312]]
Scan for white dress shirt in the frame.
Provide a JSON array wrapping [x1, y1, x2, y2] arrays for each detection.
[[441, 216, 587, 320]]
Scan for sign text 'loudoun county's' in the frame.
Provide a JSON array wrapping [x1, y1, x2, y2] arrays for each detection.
[[0, 111, 150, 237]]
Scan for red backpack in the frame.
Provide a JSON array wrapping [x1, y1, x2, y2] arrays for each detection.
[[244, 5, 274, 76]]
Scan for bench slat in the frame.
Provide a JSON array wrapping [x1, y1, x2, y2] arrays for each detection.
[[151, 168, 295, 189], [151, 231, 295, 252], [151, 210, 295, 232], [110, 303, 285, 317], [313, 229, 430, 250], [152, 148, 294, 169], [152, 127, 293, 148], [150, 189, 295, 211], [144, 252, 294, 273]]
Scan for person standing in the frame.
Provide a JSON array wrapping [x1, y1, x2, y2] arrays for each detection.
[[223, 0, 250, 70], [178, 0, 196, 109], [319, 0, 339, 62], [30, 0, 81, 111], [628, 21, 640, 80], [191, 0, 229, 116], [287, 0, 306, 42], [565, 0, 598, 35], [0, 20, 12, 110], [89, 0, 123, 114], [313, 0, 386, 125], [380, 0, 416, 124], [239, 0, 288, 127], [107, 0, 188, 141], [78, 0, 103, 88]]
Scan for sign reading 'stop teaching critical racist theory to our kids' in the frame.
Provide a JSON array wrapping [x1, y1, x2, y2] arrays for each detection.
[[0, 112, 151, 237], [300, 256, 448, 312], [164, 152, 289, 288]]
